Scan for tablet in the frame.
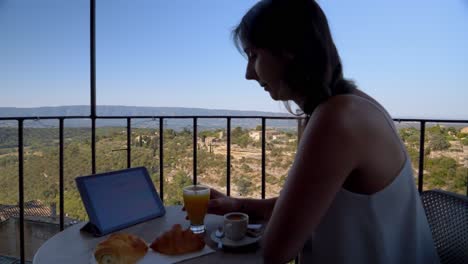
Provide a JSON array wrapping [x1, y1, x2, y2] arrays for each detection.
[[75, 167, 165, 236]]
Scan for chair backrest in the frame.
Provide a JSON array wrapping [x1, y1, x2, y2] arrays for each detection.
[[420, 189, 468, 264]]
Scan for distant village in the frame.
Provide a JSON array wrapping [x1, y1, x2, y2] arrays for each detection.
[[0, 124, 467, 261]]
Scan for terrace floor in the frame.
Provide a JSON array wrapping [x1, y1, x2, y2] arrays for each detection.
[[0, 256, 31, 264]]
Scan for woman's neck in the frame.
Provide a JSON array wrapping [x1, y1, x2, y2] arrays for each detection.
[[294, 86, 359, 115]]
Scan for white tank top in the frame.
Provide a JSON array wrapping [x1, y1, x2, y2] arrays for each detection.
[[300, 155, 440, 263]]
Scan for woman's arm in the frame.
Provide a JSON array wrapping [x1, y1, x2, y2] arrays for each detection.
[[207, 188, 277, 221], [261, 98, 361, 263], [237, 197, 277, 221]]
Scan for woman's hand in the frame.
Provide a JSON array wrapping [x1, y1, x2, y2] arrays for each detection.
[[181, 188, 240, 218], [207, 188, 240, 215]]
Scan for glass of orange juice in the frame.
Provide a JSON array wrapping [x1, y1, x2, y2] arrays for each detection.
[[183, 185, 210, 234]]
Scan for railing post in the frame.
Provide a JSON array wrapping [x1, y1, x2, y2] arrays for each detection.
[[18, 119, 25, 264], [91, 118, 96, 174], [90, 0, 96, 175], [193, 118, 198, 185], [418, 121, 426, 193], [127, 118, 131, 168], [90, 0, 96, 118], [159, 118, 164, 202], [261, 118, 266, 199], [226, 118, 231, 196], [59, 118, 65, 231]]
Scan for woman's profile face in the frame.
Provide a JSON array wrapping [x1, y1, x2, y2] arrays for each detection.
[[244, 45, 294, 101]]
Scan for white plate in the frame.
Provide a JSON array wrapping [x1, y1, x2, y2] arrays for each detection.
[[90, 245, 215, 264], [210, 231, 261, 248]]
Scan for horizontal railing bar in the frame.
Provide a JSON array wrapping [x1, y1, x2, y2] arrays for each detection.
[[1, 116, 467, 123], [0, 116, 90, 120], [392, 118, 468, 123], [92, 115, 303, 120], [0, 115, 303, 121]]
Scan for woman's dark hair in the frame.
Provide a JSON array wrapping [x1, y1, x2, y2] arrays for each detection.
[[233, 0, 356, 115]]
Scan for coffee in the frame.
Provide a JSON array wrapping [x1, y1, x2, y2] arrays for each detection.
[[223, 212, 249, 241], [226, 214, 245, 221]]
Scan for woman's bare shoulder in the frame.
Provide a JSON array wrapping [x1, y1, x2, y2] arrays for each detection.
[[310, 93, 390, 131], [302, 93, 389, 156], [308, 93, 406, 194], [307, 94, 364, 134], [298, 95, 364, 165]]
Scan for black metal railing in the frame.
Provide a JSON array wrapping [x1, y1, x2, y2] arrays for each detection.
[[0, 114, 300, 263], [0, 114, 467, 263], [1, 1, 467, 263], [394, 118, 467, 194]]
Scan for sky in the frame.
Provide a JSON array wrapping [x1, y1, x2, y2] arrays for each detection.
[[1, 0, 467, 119]]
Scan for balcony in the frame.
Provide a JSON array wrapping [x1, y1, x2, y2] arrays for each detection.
[[1, 1, 467, 263], [0, 114, 467, 263]]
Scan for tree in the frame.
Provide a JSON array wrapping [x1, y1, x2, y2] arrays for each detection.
[[429, 133, 450, 151], [454, 168, 468, 191], [241, 163, 253, 173], [165, 171, 192, 206], [425, 156, 458, 189], [266, 174, 278, 185], [406, 134, 420, 147], [462, 138, 468, 146], [236, 175, 253, 196], [447, 127, 457, 135], [427, 125, 445, 135], [456, 132, 468, 139], [236, 134, 251, 148]]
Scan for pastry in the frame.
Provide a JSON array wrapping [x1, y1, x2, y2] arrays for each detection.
[[150, 224, 205, 255], [94, 233, 148, 264]]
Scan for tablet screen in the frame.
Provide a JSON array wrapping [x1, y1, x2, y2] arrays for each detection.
[[76, 167, 165, 234]]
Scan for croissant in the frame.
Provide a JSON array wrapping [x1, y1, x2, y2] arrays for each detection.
[[150, 224, 205, 255], [94, 233, 148, 264]]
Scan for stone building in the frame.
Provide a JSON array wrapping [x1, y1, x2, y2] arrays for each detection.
[[248, 129, 282, 141], [0, 200, 78, 261]]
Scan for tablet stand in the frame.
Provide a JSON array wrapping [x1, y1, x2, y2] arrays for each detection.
[[80, 221, 104, 237]]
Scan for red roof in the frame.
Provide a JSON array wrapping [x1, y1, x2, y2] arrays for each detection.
[[0, 200, 52, 222]]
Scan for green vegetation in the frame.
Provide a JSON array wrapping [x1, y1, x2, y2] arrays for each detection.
[[0, 124, 466, 222], [0, 126, 294, 220], [399, 125, 467, 194], [231, 127, 254, 148], [462, 138, 468, 146]]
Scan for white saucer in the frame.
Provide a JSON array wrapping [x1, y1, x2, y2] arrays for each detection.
[[210, 231, 261, 248], [90, 244, 215, 264]]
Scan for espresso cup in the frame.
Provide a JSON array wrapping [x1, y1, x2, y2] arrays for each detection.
[[223, 212, 249, 241]]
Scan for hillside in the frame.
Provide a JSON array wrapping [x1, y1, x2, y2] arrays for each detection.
[[0, 124, 466, 222], [0, 106, 297, 130]]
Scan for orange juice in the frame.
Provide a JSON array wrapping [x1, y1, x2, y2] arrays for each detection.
[[183, 185, 210, 226]]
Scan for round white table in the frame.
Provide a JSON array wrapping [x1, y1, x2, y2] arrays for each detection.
[[33, 206, 263, 264]]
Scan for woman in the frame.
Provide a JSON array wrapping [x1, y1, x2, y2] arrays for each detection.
[[207, 0, 439, 263]]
